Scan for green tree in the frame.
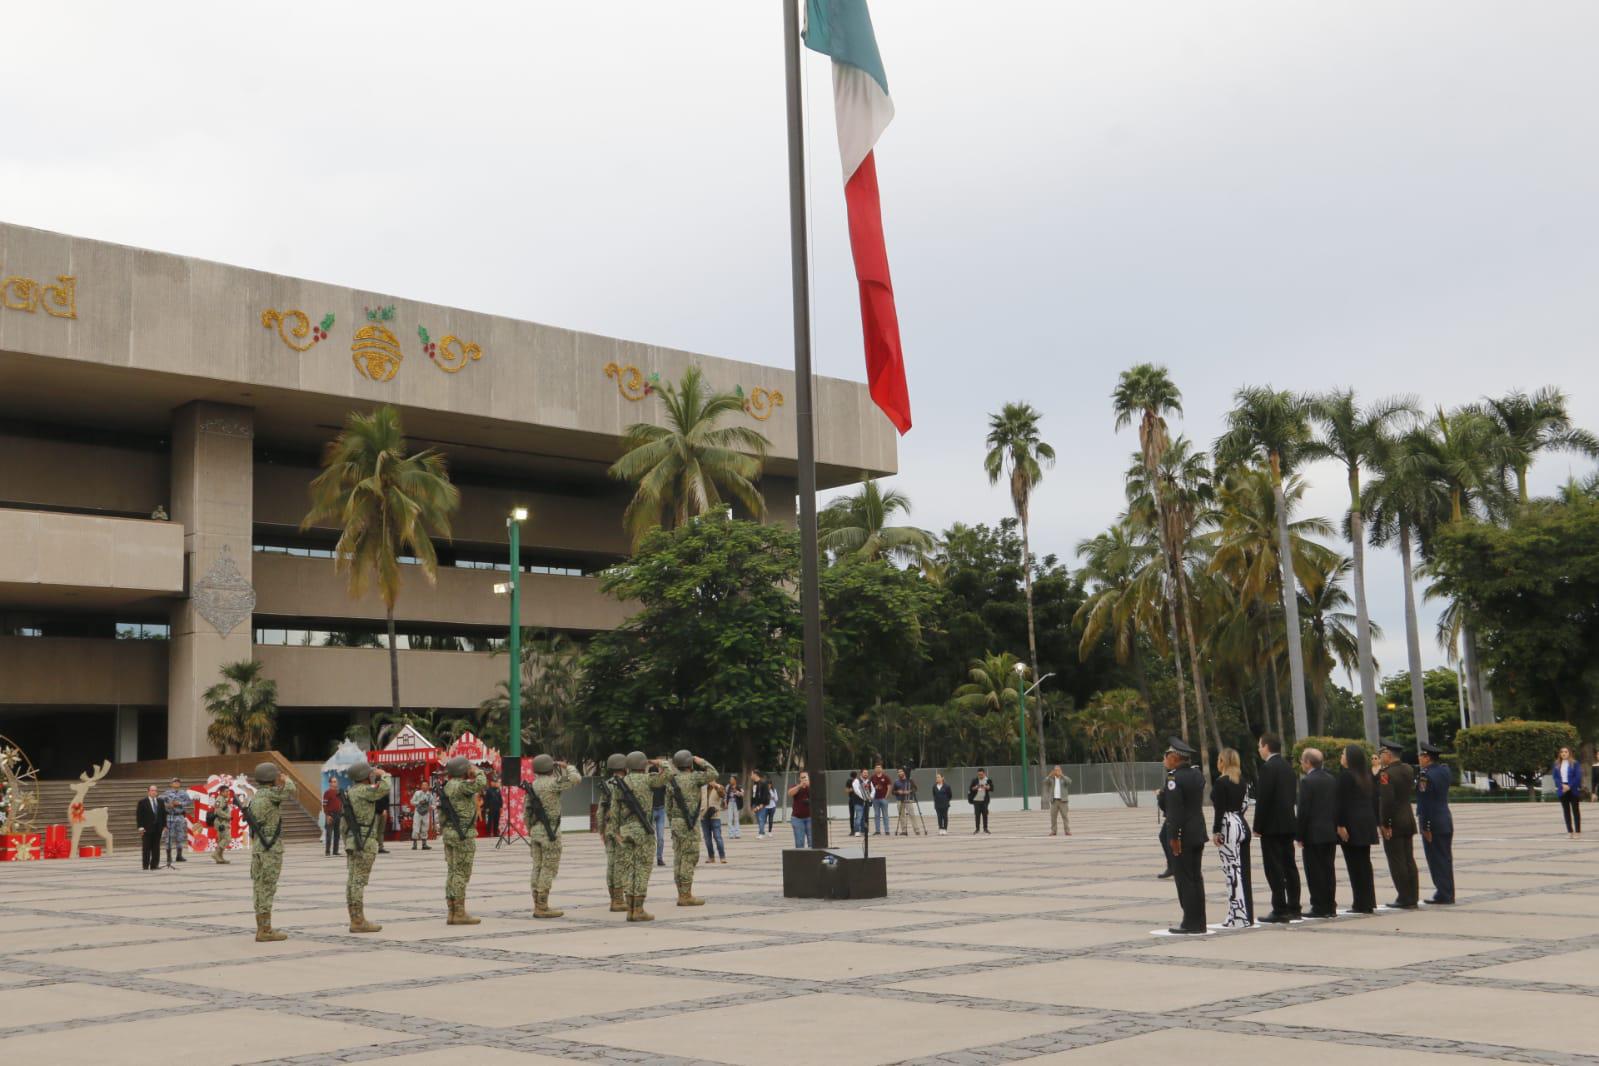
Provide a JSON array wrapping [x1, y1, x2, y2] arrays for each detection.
[[607, 365, 770, 547], [303, 405, 460, 717], [820, 558, 937, 712], [1074, 520, 1158, 705], [819, 477, 935, 566], [983, 402, 1056, 775], [1457, 720, 1581, 796], [1479, 387, 1599, 504], [203, 660, 279, 754], [1379, 668, 1463, 751], [480, 629, 588, 758], [953, 651, 1024, 717], [1071, 689, 1153, 806], [1297, 554, 1371, 736]]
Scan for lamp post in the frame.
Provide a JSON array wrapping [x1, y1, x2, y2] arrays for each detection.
[[1385, 700, 1398, 742], [496, 507, 528, 781], [1015, 665, 1055, 812]]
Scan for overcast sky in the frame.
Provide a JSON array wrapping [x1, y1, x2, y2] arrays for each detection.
[[8, 2, 1597, 688]]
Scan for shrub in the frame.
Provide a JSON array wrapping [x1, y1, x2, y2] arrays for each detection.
[[1290, 736, 1371, 775], [1455, 720, 1579, 795]]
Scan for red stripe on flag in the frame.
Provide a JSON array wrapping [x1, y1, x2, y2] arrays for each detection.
[[842, 151, 911, 434]]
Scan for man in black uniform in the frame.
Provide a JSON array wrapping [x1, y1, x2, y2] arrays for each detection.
[[1162, 737, 1208, 934], [1416, 742, 1455, 905], [1253, 732, 1302, 923], [1377, 739, 1420, 909], [1296, 747, 1339, 917], [1155, 770, 1175, 879]]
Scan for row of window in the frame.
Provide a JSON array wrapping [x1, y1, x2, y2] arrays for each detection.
[[1, 620, 170, 639], [251, 628, 507, 653], [251, 543, 587, 578]]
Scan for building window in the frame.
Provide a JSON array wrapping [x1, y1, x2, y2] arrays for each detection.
[[116, 622, 170, 640]]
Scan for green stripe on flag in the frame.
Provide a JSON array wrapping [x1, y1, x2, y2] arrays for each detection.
[[804, 0, 889, 96]]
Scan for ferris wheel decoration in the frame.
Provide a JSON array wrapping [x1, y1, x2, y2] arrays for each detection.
[[0, 735, 43, 859]]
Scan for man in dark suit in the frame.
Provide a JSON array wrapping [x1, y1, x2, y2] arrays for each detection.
[[136, 785, 165, 870], [1416, 743, 1455, 905], [1253, 732, 1302, 922], [1296, 748, 1339, 917], [1377, 739, 1420, 908], [1162, 737, 1208, 934], [1155, 770, 1175, 878]]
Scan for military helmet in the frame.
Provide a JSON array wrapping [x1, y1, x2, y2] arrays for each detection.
[[446, 756, 471, 778], [672, 749, 693, 770], [606, 752, 627, 772], [625, 750, 648, 772], [532, 753, 555, 775], [253, 762, 279, 784], [347, 761, 373, 783]]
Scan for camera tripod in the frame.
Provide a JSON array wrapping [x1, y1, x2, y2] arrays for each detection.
[[893, 793, 927, 836]]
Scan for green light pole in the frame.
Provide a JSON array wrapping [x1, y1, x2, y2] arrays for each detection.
[[506, 507, 528, 763], [1015, 663, 1031, 811]]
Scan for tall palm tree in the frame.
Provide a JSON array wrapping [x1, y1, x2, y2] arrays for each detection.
[[983, 402, 1055, 774], [1111, 365, 1193, 746], [1480, 387, 1599, 504], [1297, 554, 1371, 735], [1074, 519, 1159, 705], [1305, 390, 1417, 743], [1215, 386, 1315, 739], [608, 365, 771, 547], [953, 651, 1024, 717], [203, 660, 279, 754], [819, 476, 935, 566], [303, 405, 460, 717]]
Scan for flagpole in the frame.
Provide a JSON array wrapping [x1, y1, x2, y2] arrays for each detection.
[[782, 0, 829, 851]]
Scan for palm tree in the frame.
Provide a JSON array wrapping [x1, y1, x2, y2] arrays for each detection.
[[1297, 554, 1372, 735], [480, 629, 584, 754], [1070, 689, 1153, 807], [1215, 386, 1315, 739], [1074, 520, 1158, 705], [303, 405, 460, 718], [983, 402, 1055, 774], [1111, 365, 1193, 746], [819, 476, 935, 566], [953, 651, 1024, 717], [203, 660, 279, 754], [608, 365, 770, 547], [1480, 387, 1599, 504], [1306, 390, 1417, 743]]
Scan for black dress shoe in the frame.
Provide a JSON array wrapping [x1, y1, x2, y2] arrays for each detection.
[[1157, 870, 1173, 879], [1258, 912, 1291, 924], [1167, 926, 1206, 935], [1307, 910, 1338, 919], [1425, 897, 1455, 905], [174, 854, 185, 862]]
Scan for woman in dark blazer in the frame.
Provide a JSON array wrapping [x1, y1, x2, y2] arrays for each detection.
[[931, 773, 953, 835], [1336, 743, 1379, 913]]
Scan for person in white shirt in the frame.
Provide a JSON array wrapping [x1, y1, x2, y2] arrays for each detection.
[[410, 786, 435, 849], [851, 770, 874, 836], [1047, 765, 1072, 836]]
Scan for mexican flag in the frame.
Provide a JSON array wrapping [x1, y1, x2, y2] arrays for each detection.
[[804, 0, 911, 434]]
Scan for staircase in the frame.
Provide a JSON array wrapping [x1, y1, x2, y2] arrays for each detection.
[[32, 778, 322, 854]]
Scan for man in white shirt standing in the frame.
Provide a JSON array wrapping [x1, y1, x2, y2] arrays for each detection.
[[850, 770, 874, 836], [1047, 765, 1072, 837]]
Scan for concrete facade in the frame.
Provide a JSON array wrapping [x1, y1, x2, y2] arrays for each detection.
[[0, 222, 895, 772]]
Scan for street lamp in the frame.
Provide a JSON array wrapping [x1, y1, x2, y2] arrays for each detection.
[[1385, 701, 1398, 741], [498, 507, 529, 782], [1015, 664, 1055, 811]]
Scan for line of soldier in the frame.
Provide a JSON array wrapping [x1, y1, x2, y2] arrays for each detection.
[[597, 749, 718, 921]]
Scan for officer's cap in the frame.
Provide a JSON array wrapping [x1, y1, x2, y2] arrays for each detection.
[[1380, 739, 1406, 755], [1165, 736, 1196, 758], [253, 762, 279, 784], [532, 754, 555, 775], [1419, 742, 1442, 758]]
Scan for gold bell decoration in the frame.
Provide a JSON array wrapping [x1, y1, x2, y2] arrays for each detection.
[[352, 305, 403, 382]]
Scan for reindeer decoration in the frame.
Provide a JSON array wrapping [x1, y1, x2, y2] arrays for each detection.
[[67, 760, 114, 857]]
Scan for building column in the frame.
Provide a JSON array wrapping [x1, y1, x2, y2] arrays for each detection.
[[167, 402, 256, 758], [114, 706, 139, 763]]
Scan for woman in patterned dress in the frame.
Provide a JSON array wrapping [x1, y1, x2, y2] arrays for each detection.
[[1210, 748, 1254, 927]]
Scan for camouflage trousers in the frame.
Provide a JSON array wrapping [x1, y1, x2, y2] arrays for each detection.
[[165, 819, 187, 857], [444, 833, 476, 900], [670, 823, 700, 884], [345, 842, 378, 907], [251, 846, 283, 913], [529, 831, 563, 895], [603, 834, 620, 891], [214, 825, 231, 861], [615, 824, 654, 897]]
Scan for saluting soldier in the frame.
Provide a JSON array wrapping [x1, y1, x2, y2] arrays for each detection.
[[526, 753, 581, 918], [1376, 739, 1420, 909], [160, 777, 191, 867], [1162, 737, 1208, 934], [599, 753, 628, 912], [438, 756, 486, 925], [245, 763, 296, 941], [664, 750, 718, 907], [1416, 742, 1455, 905], [211, 787, 234, 864], [342, 761, 389, 932], [607, 751, 661, 922]]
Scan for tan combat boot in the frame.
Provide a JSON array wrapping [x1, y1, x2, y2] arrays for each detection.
[[453, 896, 481, 925], [214, 849, 229, 865], [348, 902, 382, 933], [254, 912, 287, 942], [676, 880, 704, 907], [533, 891, 563, 919], [627, 894, 654, 922], [608, 885, 627, 913]]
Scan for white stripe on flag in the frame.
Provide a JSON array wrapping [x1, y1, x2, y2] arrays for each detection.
[[831, 62, 895, 179]]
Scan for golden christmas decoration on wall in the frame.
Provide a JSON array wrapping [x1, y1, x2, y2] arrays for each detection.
[[1, 273, 76, 318], [352, 305, 403, 382], [261, 309, 334, 352]]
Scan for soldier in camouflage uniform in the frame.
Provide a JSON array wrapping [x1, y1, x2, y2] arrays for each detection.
[[599, 753, 628, 912], [438, 755, 486, 925], [211, 787, 234, 864], [525, 753, 581, 918], [246, 763, 296, 941], [342, 761, 389, 933], [664, 750, 718, 907], [606, 751, 661, 921], [160, 777, 191, 867]]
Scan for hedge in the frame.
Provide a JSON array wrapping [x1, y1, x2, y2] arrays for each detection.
[[1455, 720, 1580, 794], [1290, 737, 1372, 775]]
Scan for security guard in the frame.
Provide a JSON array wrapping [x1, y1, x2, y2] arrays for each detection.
[[1376, 739, 1420, 909], [1162, 737, 1208, 934], [599, 753, 628, 912], [1416, 742, 1455, 905]]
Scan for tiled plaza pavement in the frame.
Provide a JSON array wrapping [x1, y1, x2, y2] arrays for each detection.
[[2, 804, 1596, 1065]]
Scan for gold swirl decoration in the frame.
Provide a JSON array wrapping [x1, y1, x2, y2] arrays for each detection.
[[352, 323, 403, 382], [261, 309, 333, 352], [744, 387, 785, 421], [1, 273, 76, 318], [435, 335, 482, 374], [604, 362, 655, 400]]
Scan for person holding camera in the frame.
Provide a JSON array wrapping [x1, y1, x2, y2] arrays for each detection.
[[410, 783, 435, 850], [701, 779, 727, 863], [749, 771, 774, 837], [724, 775, 744, 839], [968, 769, 994, 834], [893, 768, 919, 835], [788, 772, 814, 848]]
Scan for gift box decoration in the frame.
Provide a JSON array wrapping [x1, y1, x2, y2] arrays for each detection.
[[43, 823, 70, 859], [77, 845, 103, 858], [1, 832, 43, 861]]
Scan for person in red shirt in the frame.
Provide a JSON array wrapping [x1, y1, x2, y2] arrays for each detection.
[[787, 772, 813, 848], [869, 762, 891, 836], [322, 780, 344, 856]]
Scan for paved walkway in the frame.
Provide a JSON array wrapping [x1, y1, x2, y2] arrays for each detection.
[[1, 804, 1594, 1065]]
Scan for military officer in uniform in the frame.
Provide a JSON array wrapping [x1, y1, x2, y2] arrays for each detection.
[[664, 750, 718, 907], [160, 777, 191, 867], [599, 753, 628, 912], [1416, 742, 1455, 905], [438, 755, 486, 925], [526, 753, 581, 918], [245, 763, 296, 941], [1162, 737, 1208, 934], [1376, 739, 1420, 909], [607, 750, 661, 922], [342, 760, 389, 932], [211, 787, 234, 864]]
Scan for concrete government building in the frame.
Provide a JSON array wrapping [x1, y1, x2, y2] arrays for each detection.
[[0, 222, 895, 776]]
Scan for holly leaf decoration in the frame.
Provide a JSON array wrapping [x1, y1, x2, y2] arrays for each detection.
[[319, 313, 335, 332], [418, 326, 431, 345]]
